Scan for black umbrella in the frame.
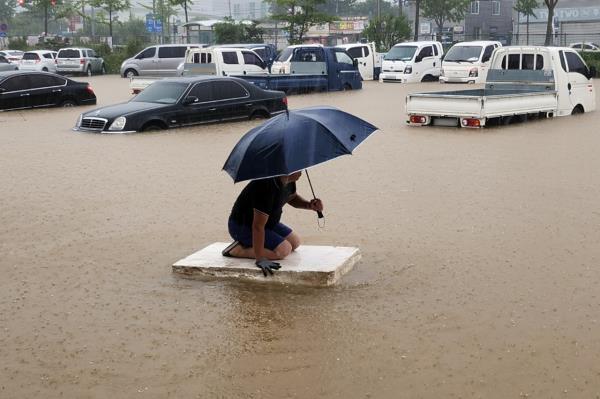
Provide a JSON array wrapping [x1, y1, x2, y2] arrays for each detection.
[[223, 106, 378, 218]]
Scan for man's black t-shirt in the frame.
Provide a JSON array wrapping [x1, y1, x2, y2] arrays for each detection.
[[230, 178, 296, 228]]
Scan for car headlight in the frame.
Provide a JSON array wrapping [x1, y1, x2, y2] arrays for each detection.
[[404, 66, 412, 74], [469, 68, 478, 77], [109, 116, 127, 131], [75, 114, 83, 128]]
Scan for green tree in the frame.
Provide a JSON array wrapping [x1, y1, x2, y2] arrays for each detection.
[[244, 21, 264, 42], [213, 17, 246, 44], [514, 0, 538, 45], [169, 0, 192, 40], [363, 14, 411, 52], [89, 0, 130, 40], [214, 18, 265, 44], [420, 0, 469, 41], [543, 0, 558, 46], [267, 0, 335, 44], [0, 0, 16, 23]]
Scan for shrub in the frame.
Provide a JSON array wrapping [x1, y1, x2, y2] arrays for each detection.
[[7, 37, 29, 51], [580, 51, 600, 77]]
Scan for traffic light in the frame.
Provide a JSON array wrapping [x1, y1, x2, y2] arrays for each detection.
[[50, 0, 56, 5], [17, 0, 25, 6]]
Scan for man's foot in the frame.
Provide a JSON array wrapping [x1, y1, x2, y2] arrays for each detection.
[[222, 241, 240, 257]]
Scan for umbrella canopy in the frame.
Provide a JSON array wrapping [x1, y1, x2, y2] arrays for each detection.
[[223, 106, 378, 183]]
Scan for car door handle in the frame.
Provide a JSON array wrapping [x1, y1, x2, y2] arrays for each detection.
[[20, 93, 30, 97], [52, 89, 62, 93], [245, 103, 253, 107], [568, 83, 572, 91], [209, 108, 217, 111]]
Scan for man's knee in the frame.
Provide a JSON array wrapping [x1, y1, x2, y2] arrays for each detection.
[[273, 240, 292, 259], [286, 232, 301, 251]]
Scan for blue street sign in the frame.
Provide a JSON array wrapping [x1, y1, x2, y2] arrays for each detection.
[[0, 32, 7, 38], [154, 19, 162, 33], [145, 14, 155, 33]]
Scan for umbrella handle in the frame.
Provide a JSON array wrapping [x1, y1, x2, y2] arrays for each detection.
[[305, 169, 324, 220]]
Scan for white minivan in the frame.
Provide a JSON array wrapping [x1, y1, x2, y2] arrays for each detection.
[[440, 41, 502, 84], [178, 47, 268, 77], [380, 41, 443, 83]]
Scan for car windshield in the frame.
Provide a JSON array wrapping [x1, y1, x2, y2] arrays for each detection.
[[276, 48, 293, 62], [131, 82, 188, 104], [445, 46, 483, 62], [384, 46, 417, 61]]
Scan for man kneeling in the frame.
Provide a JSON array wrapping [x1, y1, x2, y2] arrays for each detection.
[[222, 171, 324, 276]]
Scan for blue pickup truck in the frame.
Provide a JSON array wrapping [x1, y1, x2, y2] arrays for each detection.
[[235, 46, 363, 94]]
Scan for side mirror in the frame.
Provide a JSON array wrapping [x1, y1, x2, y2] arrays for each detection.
[[589, 66, 597, 79], [182, 96, 198, 105], [0, 87, 6, 93], [415, 55, 423, 63], [353, 58, 358, 67]]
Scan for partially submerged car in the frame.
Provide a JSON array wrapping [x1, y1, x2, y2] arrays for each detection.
[[74, 76, 288, 133], [0, 71, 96, 111]]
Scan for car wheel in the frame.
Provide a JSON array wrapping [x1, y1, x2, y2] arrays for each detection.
[[125, 69, 138, 78], [342, 83, 352, 91], [86, 66, 92, 76], [571, 105, 584, 115], [250, 110, 269, 120], [60, 99, 77, 107], [142, 123, 164, 132], [42, 67, 48, 72]]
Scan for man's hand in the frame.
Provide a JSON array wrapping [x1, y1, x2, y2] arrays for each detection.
[[255, 259, 282, 277], [309, 199, 324, 212]]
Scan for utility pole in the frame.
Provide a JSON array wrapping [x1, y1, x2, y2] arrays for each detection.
[[377, 0, 381, 20], [228, 0, 232, 18]]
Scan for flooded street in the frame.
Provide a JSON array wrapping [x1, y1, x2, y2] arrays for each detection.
[[1, 75, 600, 398]]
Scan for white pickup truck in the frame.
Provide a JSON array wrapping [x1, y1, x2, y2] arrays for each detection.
[[406, 46, 596, 128], [130, 47, 267, 94]]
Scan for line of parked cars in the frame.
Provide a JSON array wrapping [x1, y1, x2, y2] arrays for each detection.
[[0, 47, 106, 76]]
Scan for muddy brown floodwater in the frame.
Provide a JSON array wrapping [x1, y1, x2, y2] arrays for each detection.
[[1, 75, 600, 398]]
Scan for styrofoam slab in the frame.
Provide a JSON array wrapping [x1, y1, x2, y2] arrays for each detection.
[[173, 242, 361, 286]]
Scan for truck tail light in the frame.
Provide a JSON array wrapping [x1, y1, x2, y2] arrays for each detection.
[[409, 115, 427, 124], [80, 59, 85, 64], [282, 96, 288, 107], [86, 85, 95, 95], [461, 118, 481, 128]]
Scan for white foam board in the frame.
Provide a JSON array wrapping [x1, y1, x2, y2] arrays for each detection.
[[173, 242, 361, 286]]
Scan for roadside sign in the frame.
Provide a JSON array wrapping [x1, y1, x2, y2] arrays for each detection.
[[145, 14, 155, 33], [0, 23, 8, 36], [154, 19, 163, 33], [0, 33, 6, 38]]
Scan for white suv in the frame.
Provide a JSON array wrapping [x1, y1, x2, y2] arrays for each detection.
[[19, 50, 58, 73], [56, 47, 105, 76]]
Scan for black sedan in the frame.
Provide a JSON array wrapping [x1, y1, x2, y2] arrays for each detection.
[[74, 76, 288, 133], [0, 71, 96, 111]]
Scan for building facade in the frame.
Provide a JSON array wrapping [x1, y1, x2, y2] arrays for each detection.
[[515, 0, 600, 46], [465, 0, 514, 44]]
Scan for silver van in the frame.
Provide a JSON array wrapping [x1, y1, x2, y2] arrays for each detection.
[[120, 44, 204, 77]]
